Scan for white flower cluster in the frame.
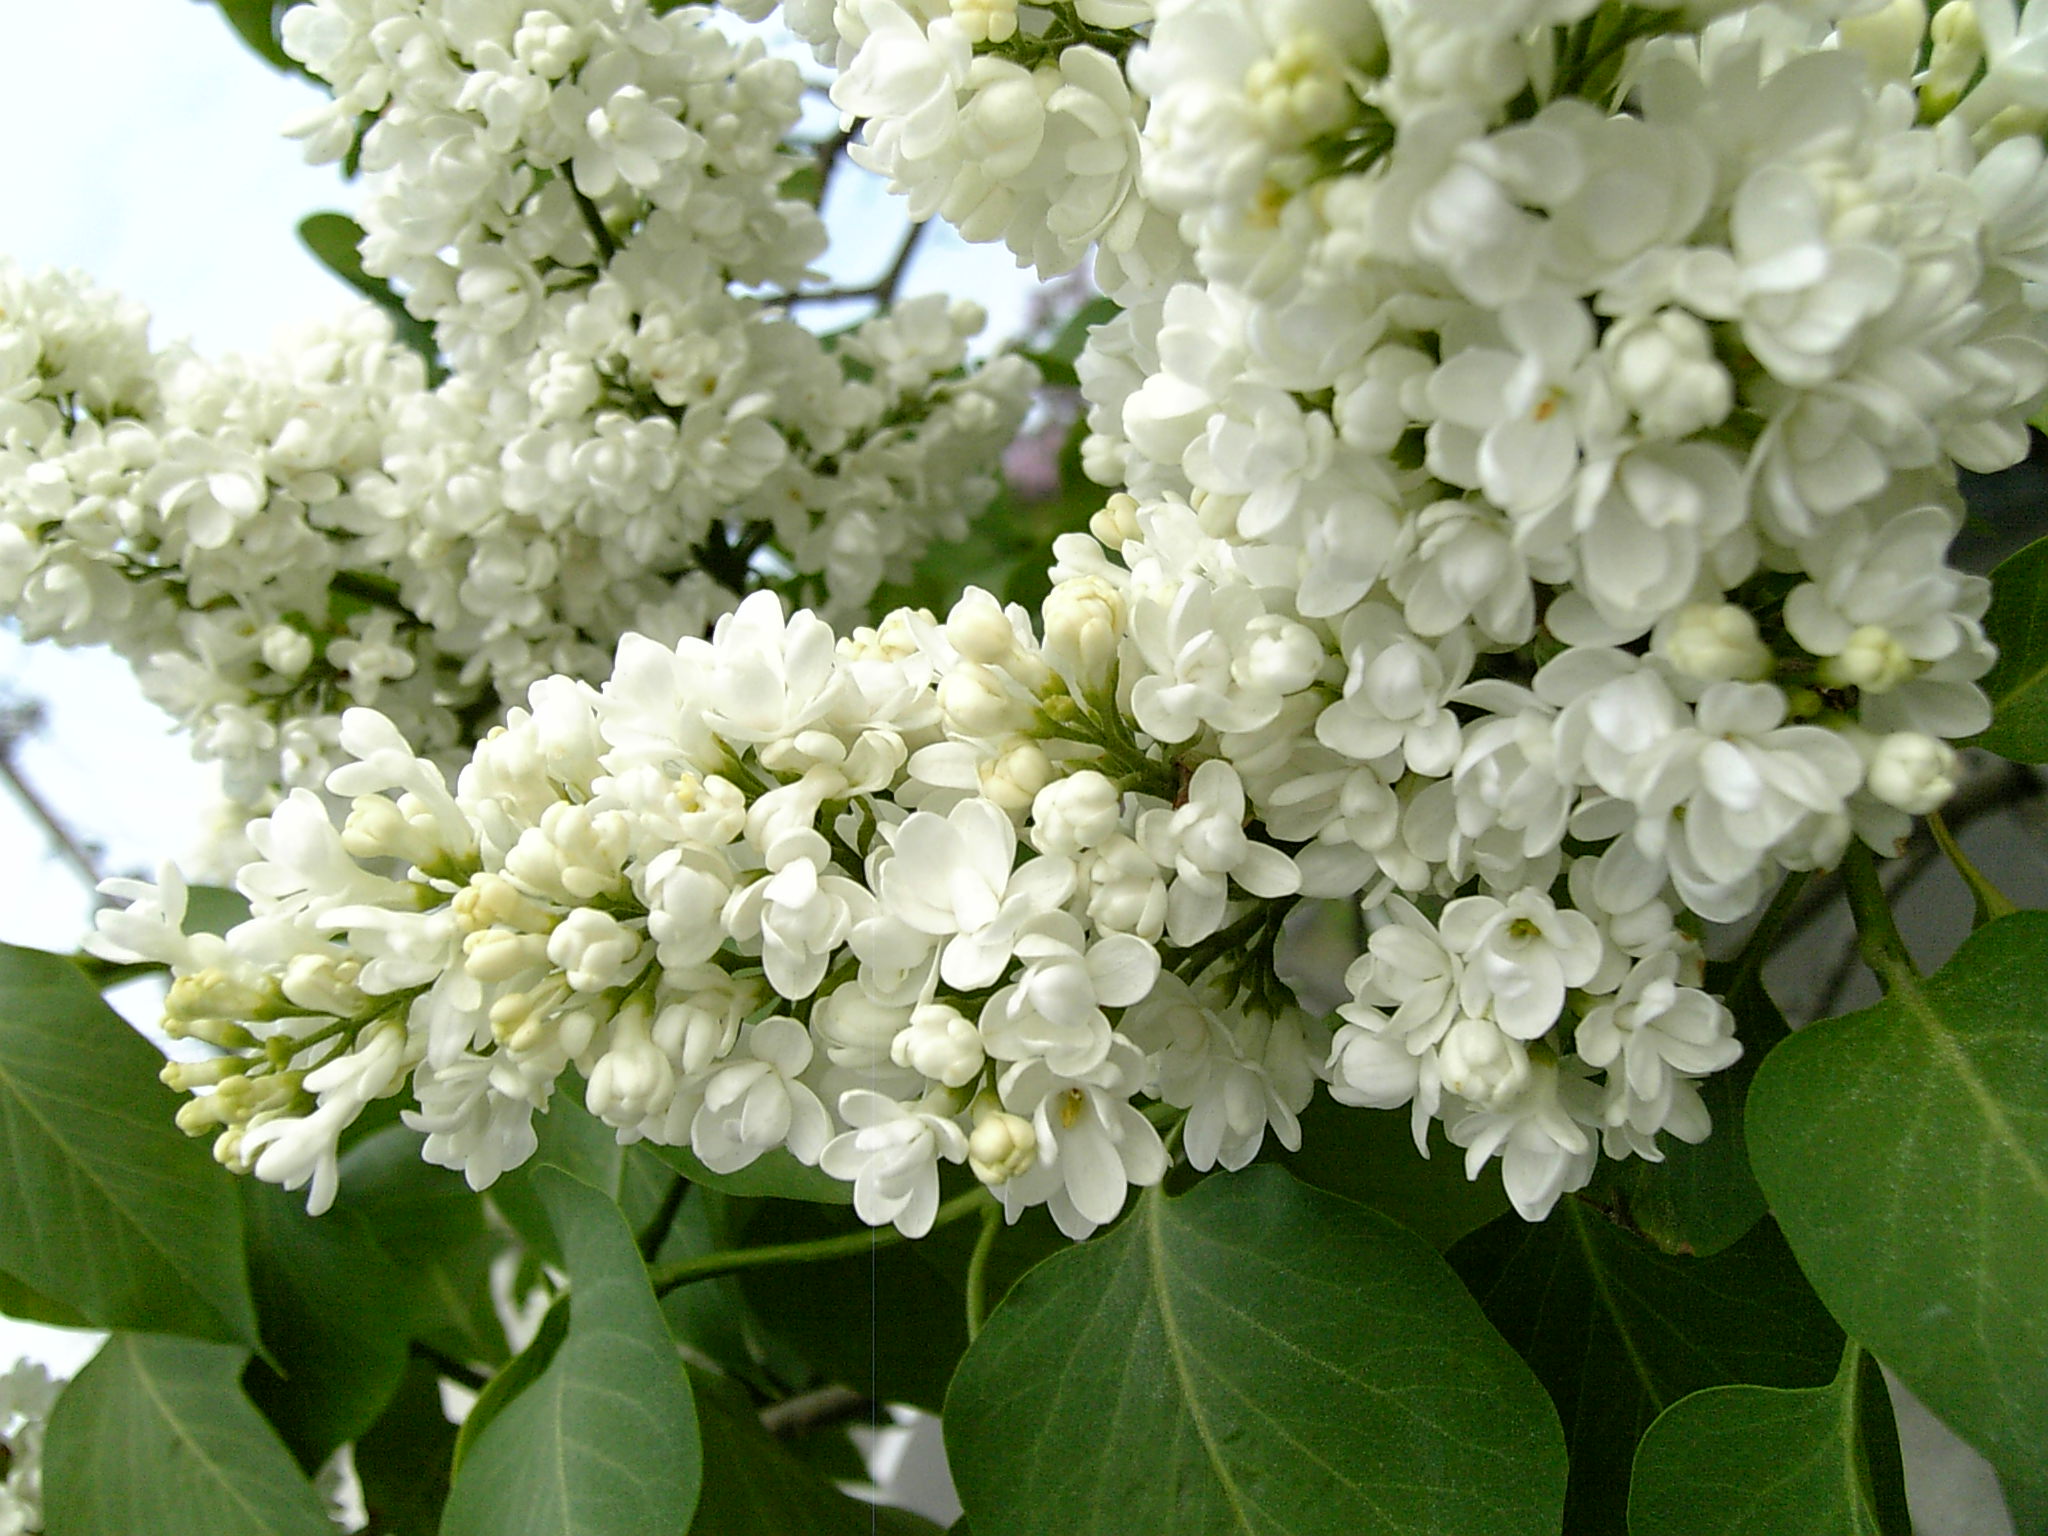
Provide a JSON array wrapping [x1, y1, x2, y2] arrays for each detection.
[[0, 1361, 58, 1536], [772, 0, 2048, 1214], [94, 590, 1335, 1239], [743, 0, 1186, 285], [1043, 0, 2048, 1215], [87, 0, 2048, 1233], [0, 0, 1035, 810]]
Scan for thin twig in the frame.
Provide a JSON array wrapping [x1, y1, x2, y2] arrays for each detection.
[[785, 220, 928, 307], [758, 1385, 874, 1438], [0, 710, 103, 897], [638, 1174, 689, 1263], [409, 1340, 489, 1393]]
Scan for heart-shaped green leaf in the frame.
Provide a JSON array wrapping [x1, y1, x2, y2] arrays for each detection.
[[1627, 1344, 1910, 1535], [42, 1334, 332, 1536], [1747, 909, 2048, 1521], [1449, 1207, 1843, 1535], [440, 1166, 702, 1536], [0, 943, 257, 1347], [946, 1164, 1565, 1536]]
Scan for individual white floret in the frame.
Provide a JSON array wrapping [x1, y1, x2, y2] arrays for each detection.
[[994, 1037, 1168, 1239], [1135, 759, 1301, 944], [820, 1088, 970, 1236], [689, 1016, 833, 1173]]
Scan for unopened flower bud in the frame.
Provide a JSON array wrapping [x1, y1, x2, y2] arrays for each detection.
[[1234, 614, 1324, 696], [167, 967, 282, 1024], [1042, 575, 1124, 695], [950, 0, 1018, 43], [281, 952, 367, 1016], [1031, 770, 1123, 856], [453, 873, 558, 935], [586, 1004, 675, 1126], [1837, 0, 1927, 83], [1866, 732, 1958, 815], [968, 1106, 1038, 1185], [259, 624, 314, 678], [892, 1002, 986, 1087], [1438, 1016, 1530, 1110], [162, 1056, 242, 1092], [1821, 625, 1916, 694], [1924, 1, 1983, 116], [1602, 310, 1732, 439], [1657, 603, 1772, 683], [464, 926, 551, 984], [1089, 493, 1141, 550], [939, 662, 1034, 738], [980, 740, 1055, 814], [945, 588, 1023, 665]]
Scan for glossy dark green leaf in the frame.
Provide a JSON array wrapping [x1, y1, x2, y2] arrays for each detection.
[[947, 1165, 1565, 1536], [340, 1125, 508, 1366], [0, 942, 258, 1347], [42, 1334, 333, 1536], [354, 1356, 459, 1536], [1586, 965, 1788, 1257], [297, 213, 442, 375], [0, 1266, 91, 1329], [1277, 1095, 1509, 1250], [644, 1138, 854, 1205], [1448, 1206, 1843, 1536], [687, 1369, 943, 1536], [440, 1167, 702, 1536], [1627, 1345, 1911, 1536], [1747, 909, 2048, 1516], [240, 1179, 411, 1470], [1975, 535, 2048, 760]]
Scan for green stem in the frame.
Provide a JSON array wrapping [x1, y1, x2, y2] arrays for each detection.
[[637, 1174, 689, 1263], [573, 185, 619, 262], [1841, 842, 1919, 995], [647, 1187, 990, 1297], [1926, 810, 2017, 927], [1721, 868, 1811, 996], [964, 1201, 1003, 1342]]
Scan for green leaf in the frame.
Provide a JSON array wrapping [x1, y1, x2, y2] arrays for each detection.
[[1975, 534, 2048, 760], [1448, 1207, 1844, 1536], [297, 213, 442, 377], [240, 1179, 411, 1470], [183, 884, 251, 938], [449, 1296, 568, 1478], [687, 1369, 943, 1536], [1747, 909, 2048, 1513], [1586, 964, 1788, 1257], [644, 1139, 854, 1205], [41, 1333, 334, 1536], [739, 1195, 1067, 1412], [340, 1125, 509, 1366], [946, 1164, 1566, 1536], [354, 1356, 459, 1536], [488, 1086, 675, 1265], [1627, 1345, 1911, 1536], [0, 1266, 92, 1329], [199, 0, 301, 73], [1277, 1094, 1509, 1250], [440, 1167, 702, 1536], [1020, 295, 1120, 388], [0, 942, 259, 1347]]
